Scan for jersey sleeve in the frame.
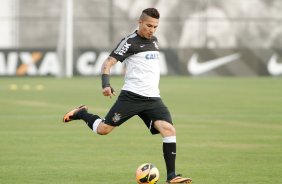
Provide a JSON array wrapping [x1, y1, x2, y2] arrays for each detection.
[[109, 37, 134, 62]]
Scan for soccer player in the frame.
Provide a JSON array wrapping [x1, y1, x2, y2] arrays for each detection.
[[63, 8, 192, 184]]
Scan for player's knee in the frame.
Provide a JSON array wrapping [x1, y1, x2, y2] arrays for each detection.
[[165, 123, 176, 135], [96, 123, 114, 135], [154, 120, 176, 136], [97, 128, 111, 135], [97, 129, 110, 135]]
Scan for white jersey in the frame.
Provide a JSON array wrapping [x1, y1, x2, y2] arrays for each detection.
[[109, 31, 161, 97]]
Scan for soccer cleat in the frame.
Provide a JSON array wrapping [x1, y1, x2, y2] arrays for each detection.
[[166, 174, 192, 184], [63, 105, 88, 123]]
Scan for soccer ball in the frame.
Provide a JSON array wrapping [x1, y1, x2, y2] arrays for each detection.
[[135, 163, 160, 184]]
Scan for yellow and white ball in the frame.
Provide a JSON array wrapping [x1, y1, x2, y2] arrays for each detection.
[[136, 163, 160, 184]]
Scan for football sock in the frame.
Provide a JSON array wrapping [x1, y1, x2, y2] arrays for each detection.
[[163, 136, 177, 180], [78, 111, 100, 130], [92, 119, 102, 134]]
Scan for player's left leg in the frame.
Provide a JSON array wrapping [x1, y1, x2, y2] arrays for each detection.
[[63, 105, 89, 123], [63, 104, 115, 135], [63, 91, 142, 135]]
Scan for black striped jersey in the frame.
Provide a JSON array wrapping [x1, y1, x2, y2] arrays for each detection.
[[109, 31, 161, 97]]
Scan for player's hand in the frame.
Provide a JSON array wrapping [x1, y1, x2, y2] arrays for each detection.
[[102, 86, 116, 98]]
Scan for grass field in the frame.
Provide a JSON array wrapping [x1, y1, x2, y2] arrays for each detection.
[[0, 76, 281, 184]]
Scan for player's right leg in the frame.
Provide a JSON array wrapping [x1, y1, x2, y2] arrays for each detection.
[[141, 97, 192, 184], [166, 174, 192, 183]]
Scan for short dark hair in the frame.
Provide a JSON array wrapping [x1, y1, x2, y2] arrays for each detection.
[[141, 8, 160, 19]]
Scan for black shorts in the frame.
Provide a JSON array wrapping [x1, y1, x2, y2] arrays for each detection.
[[104, 90, 172, 134]]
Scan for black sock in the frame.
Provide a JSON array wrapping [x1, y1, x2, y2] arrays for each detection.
[[163, 142, 176, 180], [77, 110, 100, 130]]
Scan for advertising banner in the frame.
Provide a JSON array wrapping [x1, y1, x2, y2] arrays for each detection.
[[0, 48, 281, 76]]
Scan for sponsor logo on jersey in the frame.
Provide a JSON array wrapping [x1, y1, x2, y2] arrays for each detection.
[[145, 52, 159, 60], [115, 42, 131, 56]]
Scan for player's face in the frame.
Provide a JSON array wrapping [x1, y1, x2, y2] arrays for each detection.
[[138, 16, 159, 39]]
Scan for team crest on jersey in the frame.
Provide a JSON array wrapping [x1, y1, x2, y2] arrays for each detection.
[[153, 41, 159, 49], [112, 113, 121, 122]]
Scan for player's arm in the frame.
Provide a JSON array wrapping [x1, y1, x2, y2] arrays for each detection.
[[101, 56, 118, 98]]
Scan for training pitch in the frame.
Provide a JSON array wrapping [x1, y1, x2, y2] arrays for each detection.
[[0, 76, 281, 184]]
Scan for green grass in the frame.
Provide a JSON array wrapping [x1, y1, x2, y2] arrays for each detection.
[[0, 76, 281, 184]]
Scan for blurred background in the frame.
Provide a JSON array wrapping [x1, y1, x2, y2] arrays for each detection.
[[1, 0, 282, 77]]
